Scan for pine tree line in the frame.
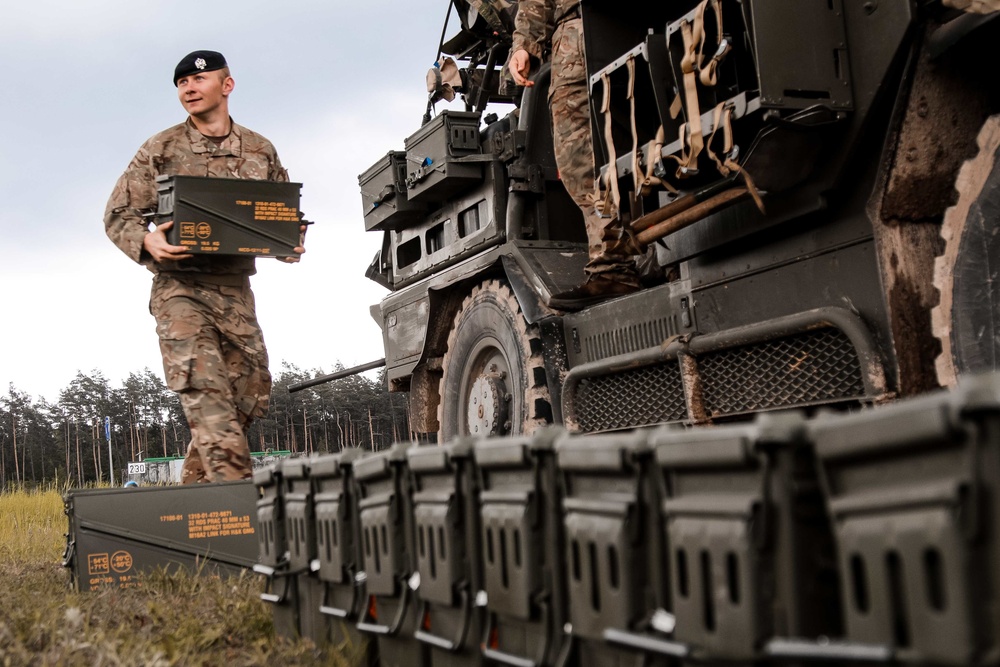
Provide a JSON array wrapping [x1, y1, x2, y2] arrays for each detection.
[[0, 363, 410, 490]]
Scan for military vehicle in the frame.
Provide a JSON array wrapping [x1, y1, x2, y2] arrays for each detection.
[[357, 0, 1000, 443]]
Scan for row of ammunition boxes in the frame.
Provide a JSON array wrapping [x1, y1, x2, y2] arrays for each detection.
[[359, 111, 483, 232], [254, 373, 1000, 667]]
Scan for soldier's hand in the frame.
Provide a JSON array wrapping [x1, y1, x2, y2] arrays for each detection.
[[510, 49, 534, 87], [278, 223, 308, 264], [143, 221, 193, 263]]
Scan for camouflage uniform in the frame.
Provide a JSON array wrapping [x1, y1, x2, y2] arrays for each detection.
[[944, 0, 1000, 12], [512, 0, 637, 282], [105, 119, 287, 483]]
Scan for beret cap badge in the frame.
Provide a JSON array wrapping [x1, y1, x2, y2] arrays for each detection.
[[173, 50, 228, 85]]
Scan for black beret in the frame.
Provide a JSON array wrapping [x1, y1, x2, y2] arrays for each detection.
[[173, 50, 228, 85]]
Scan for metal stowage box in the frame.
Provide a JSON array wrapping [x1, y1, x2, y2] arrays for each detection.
[[156, 175, 303, 258], [359, 151, 427, 231], [64, 481, 259, 592], [403, 111, 483, 203]]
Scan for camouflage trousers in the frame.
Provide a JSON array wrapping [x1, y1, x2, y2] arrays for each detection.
[[550, 18, 637, 283], [150, 273, 271, 484]]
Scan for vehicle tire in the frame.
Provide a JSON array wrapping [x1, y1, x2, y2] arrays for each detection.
[[438, 279, 551, 441], [933, 114, 1000, 386]]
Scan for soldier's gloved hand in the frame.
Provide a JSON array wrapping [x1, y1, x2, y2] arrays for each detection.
[[143, 220, 194, 263], [510, 49, 534, 87]]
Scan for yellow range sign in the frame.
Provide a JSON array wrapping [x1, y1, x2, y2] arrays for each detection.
[[234, 198, 299, 222], [177, 510, 256, 539]]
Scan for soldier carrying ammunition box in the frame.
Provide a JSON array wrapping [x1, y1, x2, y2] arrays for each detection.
[[104, 50, 305, 484]]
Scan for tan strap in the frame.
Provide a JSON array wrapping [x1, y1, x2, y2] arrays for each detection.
[[698, 0, 729, 87], [596, 70, 620, 219], [638, 126, 676, 196], [705, 102, 733, 176], [675, 2, 708, 178], [703, 102, 765, 212], [627, 56, 643, 195]]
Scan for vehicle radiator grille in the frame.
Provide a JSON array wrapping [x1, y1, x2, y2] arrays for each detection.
[[575, 364, 686, 432], [699, 327, 864, 417]]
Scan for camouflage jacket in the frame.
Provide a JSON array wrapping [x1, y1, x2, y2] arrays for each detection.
[[104, 118, 288, 279], [512, 0, 579, 60], [944, 0, 1000, 12]]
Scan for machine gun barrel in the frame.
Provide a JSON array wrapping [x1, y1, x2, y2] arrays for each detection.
[[287, 358, 387, 393]]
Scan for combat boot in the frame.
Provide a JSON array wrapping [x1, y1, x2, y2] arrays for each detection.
[[548, 274, 640, 311]]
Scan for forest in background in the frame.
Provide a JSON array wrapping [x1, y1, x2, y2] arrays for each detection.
[[0, 362, 410, 490]]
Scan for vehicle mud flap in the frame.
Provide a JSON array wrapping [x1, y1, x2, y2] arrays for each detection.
[[556, 430, 671, 667], [475, 427, 568, 667], [253, 466, 299, 639], [310, 451, 373, 658], [407, 439, 484, 666], [808, 374, 1000, 665], [652, 412, 839, 662], [354, 443, 429, 667]]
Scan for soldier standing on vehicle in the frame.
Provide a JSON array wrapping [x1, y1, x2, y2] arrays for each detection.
[[510, 0, 640, 310], [104, 50, 304, 483]]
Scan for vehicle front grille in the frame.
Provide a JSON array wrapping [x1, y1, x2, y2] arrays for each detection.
[[567, 326, 867, 433], [699, 328, 864, 417], [574, 364, 686, 433]]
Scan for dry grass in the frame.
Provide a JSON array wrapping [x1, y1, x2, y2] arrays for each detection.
[[0, 488, 362, 666]]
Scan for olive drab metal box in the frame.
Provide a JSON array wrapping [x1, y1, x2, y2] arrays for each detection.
[[310, 451, 373, 658], [253, 466, 300, 638], [651, 414, 840, 662], [809, 375, 1000, 665], [156, 175, 303, 258], [354, 442, 429, 667], [555, 430, 665, 667], [406, 440, 484, 666], [359, 151, 427, 231], [63, 481, 259, 592], [281, 458, 328, 645], [403, 110, 484, 203], [474, 429, 569, 667]]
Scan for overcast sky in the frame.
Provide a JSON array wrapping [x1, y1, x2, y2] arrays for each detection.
[[0, 0, 462, 402]]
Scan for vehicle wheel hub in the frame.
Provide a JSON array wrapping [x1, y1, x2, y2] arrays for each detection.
[[467, 374, 508, 436]]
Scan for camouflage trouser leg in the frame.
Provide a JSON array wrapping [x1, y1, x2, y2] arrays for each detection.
[[150, 275, 271, 484], [550, 18, 637, 282]]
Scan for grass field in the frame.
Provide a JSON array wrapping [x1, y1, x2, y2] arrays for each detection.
[[0, 487, 358, 666]]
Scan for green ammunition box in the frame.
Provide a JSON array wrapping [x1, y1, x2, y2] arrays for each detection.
[[156, 175, 303, 258], [64, 481, 259, 592], [403, 111, 483, 204], [359, 151, 427, 231]]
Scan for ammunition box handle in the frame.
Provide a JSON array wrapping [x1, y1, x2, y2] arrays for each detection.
[[481, 595, 551, 667], [413, 587, 473, 652], [375, 184, 396, 205], [603, 628, 689, 658], [319, 576, 362, 619], [253, 562, 294, 604], [356, 583, 411, 636]]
